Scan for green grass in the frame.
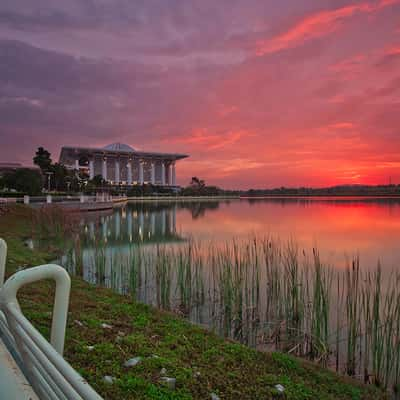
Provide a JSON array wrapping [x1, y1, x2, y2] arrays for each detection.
[[0, 205, 387, 399]]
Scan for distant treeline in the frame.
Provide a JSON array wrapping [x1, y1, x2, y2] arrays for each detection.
[[179, 178, 400, 197], [240, 184, 400, 197]]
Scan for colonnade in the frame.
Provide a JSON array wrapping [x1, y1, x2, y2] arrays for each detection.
[[76, 156, 176, 186]]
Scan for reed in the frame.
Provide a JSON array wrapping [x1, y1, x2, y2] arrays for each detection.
[[311, 249, 331, 364], [155, 246, 172, 309], [59, 233, 400, 392], [32, 205, 78, 243]]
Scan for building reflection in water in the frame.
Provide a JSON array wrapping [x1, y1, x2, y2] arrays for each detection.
[[65, 201, 226, 301], [83, 204, 180, 245]]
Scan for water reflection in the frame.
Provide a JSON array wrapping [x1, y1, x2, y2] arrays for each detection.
[[82, 204, 182, 245], [60, 197, 400, 389], [76, 197, 400, 269]]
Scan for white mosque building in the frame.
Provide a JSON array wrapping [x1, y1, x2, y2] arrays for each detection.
[[59, 143, 188, 187]]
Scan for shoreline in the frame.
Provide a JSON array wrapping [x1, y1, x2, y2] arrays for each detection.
[[126, 194, 400, 202]]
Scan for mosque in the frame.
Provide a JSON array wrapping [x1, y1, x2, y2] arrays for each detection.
[[59, 143, 188, 186]]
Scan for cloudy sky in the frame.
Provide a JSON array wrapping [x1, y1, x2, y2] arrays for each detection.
[[0, 0, 399, 188]]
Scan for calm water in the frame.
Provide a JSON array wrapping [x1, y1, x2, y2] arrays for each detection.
[[61, 197, 400, 385], [78, 197, 400, 271]]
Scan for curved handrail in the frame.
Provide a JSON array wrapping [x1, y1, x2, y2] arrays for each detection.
[[1, 264, 71, 355], [0, 242, 103, 399]]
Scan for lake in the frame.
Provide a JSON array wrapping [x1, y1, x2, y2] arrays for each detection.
[[60, 197, 400, 387], [77, 197, 400, 270]]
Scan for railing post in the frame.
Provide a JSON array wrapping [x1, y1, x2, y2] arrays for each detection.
[[23, 195, 30, 205], [46, 195, 52, 204]]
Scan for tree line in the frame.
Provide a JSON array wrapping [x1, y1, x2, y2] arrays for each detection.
[[0, 147, 227, 196]]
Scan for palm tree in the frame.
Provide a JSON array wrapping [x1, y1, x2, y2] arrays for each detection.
[[190, 176, 205, 188]]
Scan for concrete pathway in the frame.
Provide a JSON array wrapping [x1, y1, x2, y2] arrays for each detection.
[[0, 338, 38, 400]]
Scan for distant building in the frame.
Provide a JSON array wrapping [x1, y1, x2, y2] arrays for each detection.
[[0, 163, 40, 177], [59, 143, 189, 187]]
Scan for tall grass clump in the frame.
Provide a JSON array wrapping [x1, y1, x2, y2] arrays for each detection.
[[61, 233, 400, 392], [32, 205, 78, 244], [155, 246, 172, 309], [345, 258, 361, 377], [310, 249, 331, 365]]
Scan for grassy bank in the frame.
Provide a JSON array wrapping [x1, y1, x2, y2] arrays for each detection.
[[0, 206, 387, 399]]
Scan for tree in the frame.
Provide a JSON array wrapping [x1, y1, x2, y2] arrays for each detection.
[[85, 175, 107, 193], [2, 169, 42, 195], [190, 176, 205, 189], [49, 163, 69, 191], [91, 175, 106, 187], [33, 147, 52, 172]]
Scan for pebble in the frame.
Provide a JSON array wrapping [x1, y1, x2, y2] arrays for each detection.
[[194, 371, 201, 378], [101, 323, 113, 329], [210, 393, 220, 400], [102, 375, 115, 385], [124, 357, 142, 367], [160, 377, 176, 390], [275, 384, 285, 393]]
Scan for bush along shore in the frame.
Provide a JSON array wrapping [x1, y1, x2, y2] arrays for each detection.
[[0, 205, 387, 400]]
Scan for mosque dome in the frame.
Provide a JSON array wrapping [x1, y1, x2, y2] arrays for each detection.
[[103, 143, 135, 152]]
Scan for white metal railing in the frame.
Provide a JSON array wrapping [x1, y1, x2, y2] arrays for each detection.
[[0, 238, 103, 399], [0, 194, 130, 205]]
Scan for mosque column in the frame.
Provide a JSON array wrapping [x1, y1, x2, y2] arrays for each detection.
[[89, 159, 94, 180], [139, 160, 144, 185], [171, 162, 176, 186], [161, 162, 166, 186], [102, 156, 107, 181], [168, 163, 173, 186], [151, 161, 156, 185], [127, 159, 133, 185], [115, 159, 120, 184]]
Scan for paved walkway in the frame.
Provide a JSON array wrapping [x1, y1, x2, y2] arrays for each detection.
[[0, 338, 38, 400]]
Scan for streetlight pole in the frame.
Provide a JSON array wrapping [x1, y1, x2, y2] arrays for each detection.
[[45, 171, 54, 192]]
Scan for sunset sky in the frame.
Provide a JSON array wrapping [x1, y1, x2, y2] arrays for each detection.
[[0, 0, 399, 189]]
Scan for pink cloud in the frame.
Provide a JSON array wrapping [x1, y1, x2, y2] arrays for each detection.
[[385, 45, 400, 55], [329, 55, 366, 79], [325, 122, 355, 130], [256, 0, 399, 55], [168, 129, 251, 150]]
